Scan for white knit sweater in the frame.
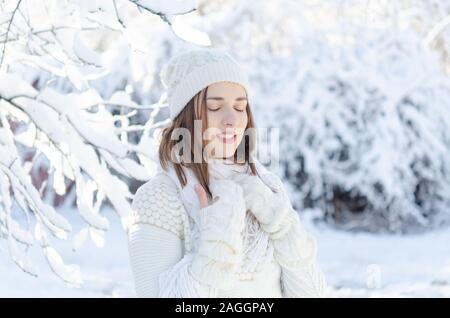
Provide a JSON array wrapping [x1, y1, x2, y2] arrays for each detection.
[[126, 172, 328, 298]]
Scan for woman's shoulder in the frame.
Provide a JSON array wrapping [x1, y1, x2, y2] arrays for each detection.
[[133, 171, 181, 199], [129, 172, 187, 239]]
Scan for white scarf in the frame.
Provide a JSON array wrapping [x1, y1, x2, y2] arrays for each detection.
[[160, 156, 279, 263], [156, 155, 279, 296]]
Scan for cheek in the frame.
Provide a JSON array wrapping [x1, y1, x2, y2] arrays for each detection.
[[239, 112, 248, 127], [236, 113, 248, 141], [206, 111, 220, 128], [237, 112, 248, 133], [205, 112, 220, 139]]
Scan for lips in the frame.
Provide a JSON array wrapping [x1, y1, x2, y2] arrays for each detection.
[[217, 132, 237, 144]]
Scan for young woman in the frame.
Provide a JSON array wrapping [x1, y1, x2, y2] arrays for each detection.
[[126, 48, 328, 297]]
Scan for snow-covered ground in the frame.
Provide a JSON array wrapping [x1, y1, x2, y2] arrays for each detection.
[[310, 219, 450, 297], [1, 207, 449, 298]]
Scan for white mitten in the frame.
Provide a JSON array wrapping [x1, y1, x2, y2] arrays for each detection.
[[230, 172, 293, 239], [231, 172, 318, 270], [189, 179, 247, 289]]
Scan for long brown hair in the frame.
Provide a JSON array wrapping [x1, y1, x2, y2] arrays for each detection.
[[158, 85, 257, 199]]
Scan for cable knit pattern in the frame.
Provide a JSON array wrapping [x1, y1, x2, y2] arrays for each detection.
[[273, 210, 328, 297], [127, 170, 328, 297], [127, 173, 247, 296], [189, 178, 247, 290], [127, 173, 211, 297], [129, 174, 187, 241], [230, 171, 329, 297]]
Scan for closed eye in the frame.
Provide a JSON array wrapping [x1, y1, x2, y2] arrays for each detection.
[[235, 103, 247, 112], [207, 104, 246, 112]]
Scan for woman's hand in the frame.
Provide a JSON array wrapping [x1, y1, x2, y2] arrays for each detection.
[[189, 179, 247, 290], [194, 179, 246, 251], [231, 174, 274, 223], [230, 172, 293, 239], [195, 183, 209, 209]]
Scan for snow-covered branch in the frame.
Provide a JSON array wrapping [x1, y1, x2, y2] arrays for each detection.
[[0, 0, 204, 286]]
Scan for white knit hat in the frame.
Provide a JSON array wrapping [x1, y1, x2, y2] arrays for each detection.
[[160, 47, 251, 121]]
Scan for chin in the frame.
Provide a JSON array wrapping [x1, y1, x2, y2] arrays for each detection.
[[215, 151, 235, 159], [213, 147, 238, 159]]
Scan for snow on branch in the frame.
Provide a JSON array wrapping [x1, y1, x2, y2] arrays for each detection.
[[0, 0, 202, 286]]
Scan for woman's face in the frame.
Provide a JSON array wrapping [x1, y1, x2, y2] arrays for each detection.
[[204, 81, 248, 160]]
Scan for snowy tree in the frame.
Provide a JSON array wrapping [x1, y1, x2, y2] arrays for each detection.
[[2, 0, 450, 290], [188, 0, 450, 233], [271, 27, 450, 234], [0, 0, 209, 285]]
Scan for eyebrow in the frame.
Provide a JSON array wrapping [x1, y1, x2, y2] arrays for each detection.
[[206, 96, 247, 101]]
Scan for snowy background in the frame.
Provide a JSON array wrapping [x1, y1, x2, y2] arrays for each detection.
[[1, 0, 450, 297]]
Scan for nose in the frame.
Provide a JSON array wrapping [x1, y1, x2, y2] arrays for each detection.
[[221, 107, 237, 127]]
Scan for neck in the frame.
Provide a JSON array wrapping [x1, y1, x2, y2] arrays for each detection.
[[208, 158, 249, 180]]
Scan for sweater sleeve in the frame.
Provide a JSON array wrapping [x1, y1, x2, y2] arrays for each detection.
[[239, 172, 329, 298], [264, 177, 328, 298], [127, 222, 184, 297], [126, 174, 245, 298], [274, 210, 329, 298]]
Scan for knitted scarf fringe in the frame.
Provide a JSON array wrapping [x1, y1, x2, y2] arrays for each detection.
[[157, 158, 277, 294]]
